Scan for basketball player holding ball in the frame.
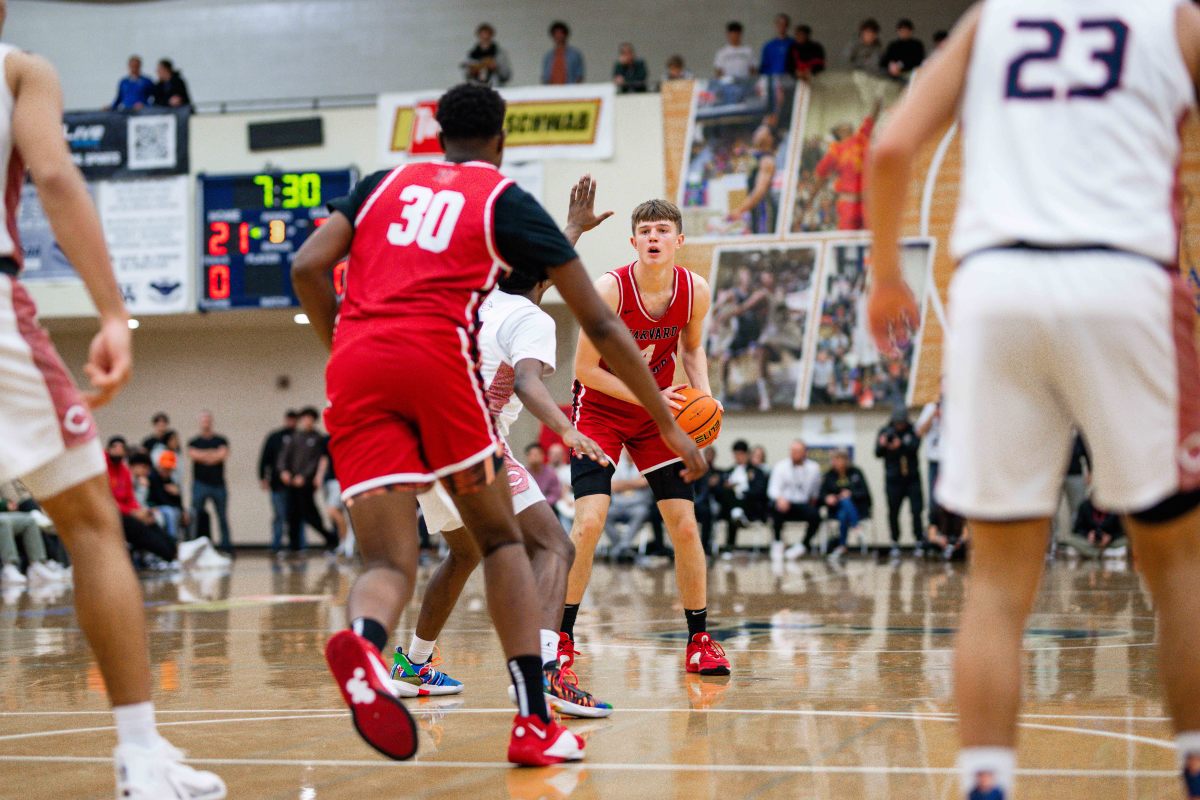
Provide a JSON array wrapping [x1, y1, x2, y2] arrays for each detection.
[[562, 196, 731, 677]]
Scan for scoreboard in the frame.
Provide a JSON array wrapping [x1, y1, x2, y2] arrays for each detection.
[[198, 169, 355, 310]]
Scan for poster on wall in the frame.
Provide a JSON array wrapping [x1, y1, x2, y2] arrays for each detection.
[[789, 74, 901, 233], [706, 242, 820, 412], [17, 176, 190, 314], [63, 108, 190, 180], [678, 76, 799, 240], [377, 83, 615, 166], [806, 238, 932, 410]]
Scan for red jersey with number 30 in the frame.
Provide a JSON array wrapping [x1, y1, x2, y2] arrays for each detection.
[[337, 160, 513, 337]]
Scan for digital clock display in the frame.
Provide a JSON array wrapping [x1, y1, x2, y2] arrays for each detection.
[[198, 169, 355, 310]]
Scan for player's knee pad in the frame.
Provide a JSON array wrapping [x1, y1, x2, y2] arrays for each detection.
[[1130, 489, 1200, 524], [570, 455, 615, 500], [645, 462, 695, 502], [441, 454, 504, 496]]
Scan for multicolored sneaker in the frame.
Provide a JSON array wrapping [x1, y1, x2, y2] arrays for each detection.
[[388, 647, 423, 698], [507, 664, 613, 719], [413, 653, 464, 696], [507, 713, 585, 766], [556, 632, 579, 671], [685, 632, 731, 676], [325, 630, 418, 760]]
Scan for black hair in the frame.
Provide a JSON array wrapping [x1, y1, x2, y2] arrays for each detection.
[[151, 412, 169, 424], [107, 435, 127, 448], [797, 24, 812, 36], [860, 18, 880, 33], [285, 409, 299, 418], [732, 439, 749, 452], [525, 442, 545, 454], [476, 22, 495, 35], [933, 29, 949, 43], [298, 406, 320, 420], [158, 58, 175, 72], [498, 270, 543, 296], [897, 18, 915, 30], [549, 20, 569, 37], [436, 83, 507, 142], [727, 21, 743, 33], [128, 452, 152, 468]]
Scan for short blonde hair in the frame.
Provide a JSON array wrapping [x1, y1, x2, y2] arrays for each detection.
[[630, 199, 683, 235]]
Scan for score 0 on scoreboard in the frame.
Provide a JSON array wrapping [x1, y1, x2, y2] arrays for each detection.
[[199, 169, 355, 310]]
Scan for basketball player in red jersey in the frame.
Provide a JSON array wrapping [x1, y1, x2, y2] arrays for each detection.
[[0, 5, 225, 796], [292, 84, 705, 766], [561, 198, 732, 676]]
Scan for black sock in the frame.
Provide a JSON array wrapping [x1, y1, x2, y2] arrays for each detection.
[[351, 617, 388, 653], [508, 655, 550, 723], [560, 604, 580, 639], [685, 607, 707, 637]]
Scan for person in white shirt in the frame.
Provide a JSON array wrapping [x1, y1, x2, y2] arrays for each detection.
[[916, 398, 942, 519], [766, 440, 822, 559], [714, 21, 756, 79]]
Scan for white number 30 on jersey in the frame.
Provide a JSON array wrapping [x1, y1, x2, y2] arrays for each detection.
[[387, 185, 466, 254]]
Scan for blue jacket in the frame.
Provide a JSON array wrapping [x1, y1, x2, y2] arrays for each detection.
[[541, 45, 585, 84], [760, 37, 798, 76], [112, 75, 154, 110]]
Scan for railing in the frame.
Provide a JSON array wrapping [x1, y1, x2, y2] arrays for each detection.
[[191, 94, 378, 115]]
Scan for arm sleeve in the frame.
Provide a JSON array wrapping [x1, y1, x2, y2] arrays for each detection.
[[492, 184, 579, 282], [326, 169, 391, 226], [851, 469, 873, 507]]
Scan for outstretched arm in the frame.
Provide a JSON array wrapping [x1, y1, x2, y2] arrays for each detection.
[[512, 357, 608, 465]]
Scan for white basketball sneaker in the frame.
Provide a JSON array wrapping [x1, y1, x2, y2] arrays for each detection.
[[114, 738, 226, 799]]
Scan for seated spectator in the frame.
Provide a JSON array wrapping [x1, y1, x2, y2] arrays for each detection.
[[717, 439, 769, 549], [151, 429, 183, 486], [663, 54, 693, 84], [603, 454, 655, 561], [819, 449, 872, 558], [278, 407, 337, 553], [141, 411, 170, 451], [767, 440, 822, 560], [793, 24, 826, 79], [152, 59, 191, 108], [695, 448, 720, 555], [750, 445, 769, 471], [548, 443, 574, 529], [524, 444, 562, 507], [612, 42, 648, 93], [105, 436, 178, 566], [714, 21, 756, 79], [760, 13, 799, 77], [927, 505, 969, 561], [542, 21, 584, 85], [462, 23, 512, 87], [846, 18, 883, 74], [0, 504, 63, 586], [110, 54, 154, 111], [1070, 495, 1126, 558], [881, 19, 926, 81], [148, 450, 186, 540]]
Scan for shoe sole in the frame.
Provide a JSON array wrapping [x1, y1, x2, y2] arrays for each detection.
[[326, 632, 418, 760], [417, 681, 464, 697], [506, 685, 613, 719]]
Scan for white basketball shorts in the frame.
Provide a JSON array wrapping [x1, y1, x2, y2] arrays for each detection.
[[418, 446, 546, 534], [0, 276, 104, 499], [938, 249, 1200, 519]]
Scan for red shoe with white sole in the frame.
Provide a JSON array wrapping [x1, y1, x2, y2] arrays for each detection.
[[325, 630, 418, 760], [507, 714, 585, 766], [685, 632, 731, 676]]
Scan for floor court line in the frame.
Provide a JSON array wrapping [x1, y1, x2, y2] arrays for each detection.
[[0, 754, 1178, 778]]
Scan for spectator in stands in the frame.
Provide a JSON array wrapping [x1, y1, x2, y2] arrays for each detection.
[[604, 453, 655, 561], [876, 409, 925, 558], [760, 13, 799, 77], [548, 443, 574, 529], [820, 449, 872, 558], [141, 411, 170, 451], [928, 505, 969, 561], [542, 21, 584, 85], [767, 440, 823, 561], [153, 59, 191, 108], [612, 42, 649, 94], [278, 407, 337, 554], [718, 439, 770, 549], [916, 398, 943, 522], [714, 21, 756, 80], [524, 444, 562, 508], [881, 18, 926, 81], [110, 54, 153, 111], [462, 23, 512, 87], [793, 24, 826, 79], [128, 451, 154, 512], [1068, 492, 1126, 559], [750, 445, 769, 470], [696, 448, 720, 556], [258, 410, 297, 556], [150, 429, 182, 485], [188, 411, 232, 552], [847, 18, 884, 73], [663, 54, 693, 85], [1057, 435, 1091, 545], [106, 437, 178, 565], [148, 450, 186, 540], [317, 435, 349, 555], [0, 497, 62, 586]]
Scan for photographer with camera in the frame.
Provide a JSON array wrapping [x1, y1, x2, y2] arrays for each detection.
[[875, 408, 925, 558]]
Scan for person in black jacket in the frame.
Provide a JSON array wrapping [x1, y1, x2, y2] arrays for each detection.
[[820, 449, 871, 556], [258, 410, 296, 555], [277, 407, 336, 553], [153, 59, 191, 108], [880, 19, 925, 82], [716, 440, 770, 550], [876, 408, 924, 556], [1071, 495, 1125, 557]]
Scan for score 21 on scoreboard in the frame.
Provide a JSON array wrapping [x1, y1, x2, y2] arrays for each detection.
[[198, 169, 355, 310]]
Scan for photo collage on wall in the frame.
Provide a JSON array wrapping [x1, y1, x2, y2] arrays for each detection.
[[690, 72, 929, 412]]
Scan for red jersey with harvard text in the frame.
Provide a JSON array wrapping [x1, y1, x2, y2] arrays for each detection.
[[574, 262, 694, 415], [336, 160, 512, 339]]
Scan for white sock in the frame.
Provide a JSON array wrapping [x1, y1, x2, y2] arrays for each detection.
[[113, 702, 158, 749], [540, 628, 559, 668], [407, 635, 435, 666], [957, 747, 1015, 798]]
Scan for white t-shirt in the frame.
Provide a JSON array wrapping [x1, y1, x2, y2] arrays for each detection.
[[767, 458, 822, 504], [917, 402, 942, 462], [714, 45, 756, 79], [478, 290, 557, 439]]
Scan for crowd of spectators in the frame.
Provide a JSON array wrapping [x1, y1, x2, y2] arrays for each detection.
[[109, 54, 190, 111]]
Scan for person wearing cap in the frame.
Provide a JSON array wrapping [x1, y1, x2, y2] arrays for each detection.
[[258, 409, 298, 556], [875, 408, 925, 557]]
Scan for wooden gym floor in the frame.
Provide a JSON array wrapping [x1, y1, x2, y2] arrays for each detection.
[[0, 552, 1178, 799]]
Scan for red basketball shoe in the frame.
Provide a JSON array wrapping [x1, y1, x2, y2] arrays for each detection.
[[685, 632, 731, 676], [325, 630, 418, 760], [508, 714, 586, 766]]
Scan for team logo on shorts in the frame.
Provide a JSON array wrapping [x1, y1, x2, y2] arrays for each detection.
[[62, 404, 92, 435], [1179, 432, 1200, 475]]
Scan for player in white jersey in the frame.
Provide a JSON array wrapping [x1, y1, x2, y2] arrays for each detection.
[[0, 3, 225, 797], [867, 2, 1200, 798], [389, 176, 616, 718]]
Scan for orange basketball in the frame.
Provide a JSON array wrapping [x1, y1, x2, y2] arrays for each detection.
[[674, 387, 722, 448]]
